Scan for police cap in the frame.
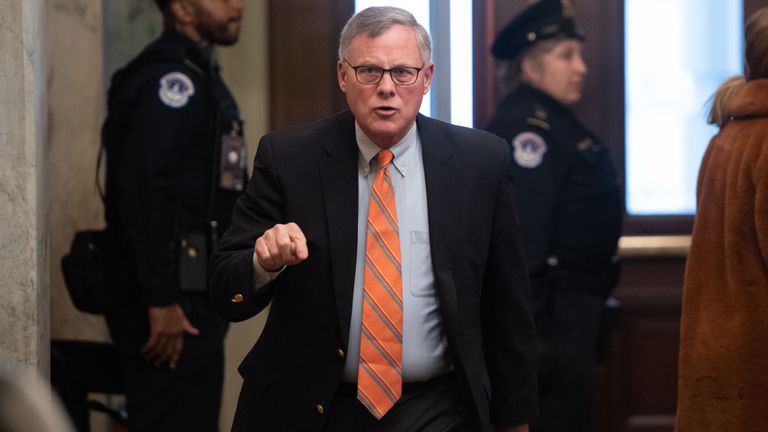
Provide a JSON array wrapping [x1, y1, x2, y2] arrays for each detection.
[[492, 0, 585, 60]]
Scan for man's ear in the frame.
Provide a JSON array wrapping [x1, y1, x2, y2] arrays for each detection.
[[169, 0, 196, 25], [337, 60, 349, 93], [421, 62, 435, 95]]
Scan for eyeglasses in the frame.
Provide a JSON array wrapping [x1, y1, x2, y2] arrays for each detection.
[[343, 58, 423, 86]]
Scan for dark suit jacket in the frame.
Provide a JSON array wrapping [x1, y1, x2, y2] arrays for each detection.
[[209, 110, 538, 431]]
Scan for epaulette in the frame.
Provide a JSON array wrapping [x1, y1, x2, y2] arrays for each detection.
[[525, 104, 551, 130]]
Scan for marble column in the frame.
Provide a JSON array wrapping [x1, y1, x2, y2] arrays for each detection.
[[0, 0, 48, 375]]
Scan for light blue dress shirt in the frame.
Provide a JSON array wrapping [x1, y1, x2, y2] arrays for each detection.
[[341, 122, 452, 383]]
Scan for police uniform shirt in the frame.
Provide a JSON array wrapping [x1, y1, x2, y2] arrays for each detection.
[[486, 83, 621, 278], [104, 30, 244, 306]]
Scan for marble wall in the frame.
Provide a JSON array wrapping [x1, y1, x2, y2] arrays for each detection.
[[102, 0, 163, 84], [218, 0, 269, 159], [45, 1, 111, 429], [0, 0, 48, 376], [47, 0, 111, 344]]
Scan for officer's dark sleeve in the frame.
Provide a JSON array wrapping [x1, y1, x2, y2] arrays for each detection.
[[123, 66, 207, 306], [504, 127, 559, 273], [209, 134, 282, 322]]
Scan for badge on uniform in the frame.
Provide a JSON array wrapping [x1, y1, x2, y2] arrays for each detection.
[[512, 132, 547, 168], [219, 120, 247, 191], [158, 72, 195, 108]]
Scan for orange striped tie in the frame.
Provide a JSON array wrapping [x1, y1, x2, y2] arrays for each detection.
[[358, 149, 403, 419]]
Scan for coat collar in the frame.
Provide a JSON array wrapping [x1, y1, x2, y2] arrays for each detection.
[[725, 78, 768, 121]]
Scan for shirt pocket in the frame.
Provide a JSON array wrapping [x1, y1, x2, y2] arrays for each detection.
[[409, 230, 434, 297]]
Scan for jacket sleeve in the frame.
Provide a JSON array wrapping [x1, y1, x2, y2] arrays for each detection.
[[209, 134, 282, 322], [482, 141, 539, 426], [121, 65, 207, 306], [505, 126, 559, 274]]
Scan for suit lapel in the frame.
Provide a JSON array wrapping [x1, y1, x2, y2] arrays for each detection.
[[320, 111, 359, 347], [417, 115, 461, 342]]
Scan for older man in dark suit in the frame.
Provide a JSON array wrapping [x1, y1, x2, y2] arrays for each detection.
[[209, 6, 537, 432]]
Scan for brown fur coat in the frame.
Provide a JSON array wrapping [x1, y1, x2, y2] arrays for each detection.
[[676, 79, 768, 431]]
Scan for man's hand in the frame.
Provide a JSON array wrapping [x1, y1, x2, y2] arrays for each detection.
[[494, 425, 529, 432], [142, 304, 199, 369], [254, 222, 308, 271]]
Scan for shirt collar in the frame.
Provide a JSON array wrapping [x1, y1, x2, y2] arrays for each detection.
[[355, 122, 417, 177], [159, 30, 216, 72]]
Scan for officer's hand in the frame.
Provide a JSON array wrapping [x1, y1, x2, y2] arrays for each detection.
[[142, 304, 199, 369], [254, 222, 309, 271]]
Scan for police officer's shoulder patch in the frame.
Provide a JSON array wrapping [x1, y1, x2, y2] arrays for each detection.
[[512, 131, 547, 169], [158, 71, 195, 108]]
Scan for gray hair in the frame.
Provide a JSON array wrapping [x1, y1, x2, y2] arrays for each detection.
[[338, 6, 432, 63]]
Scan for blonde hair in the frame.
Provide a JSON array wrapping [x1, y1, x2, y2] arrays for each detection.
[[707, 76, 745, 127], [708, 8, 768, 127]]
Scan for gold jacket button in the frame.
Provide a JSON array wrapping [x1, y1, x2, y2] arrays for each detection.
[[337, 348, 345, 359], [316, 404, 325, 415], [231, 293, 244, 303]]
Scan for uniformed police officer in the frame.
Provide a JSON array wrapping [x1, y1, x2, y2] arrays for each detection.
[[485, 1, 622, 431], [102, 0, 246, 430]]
